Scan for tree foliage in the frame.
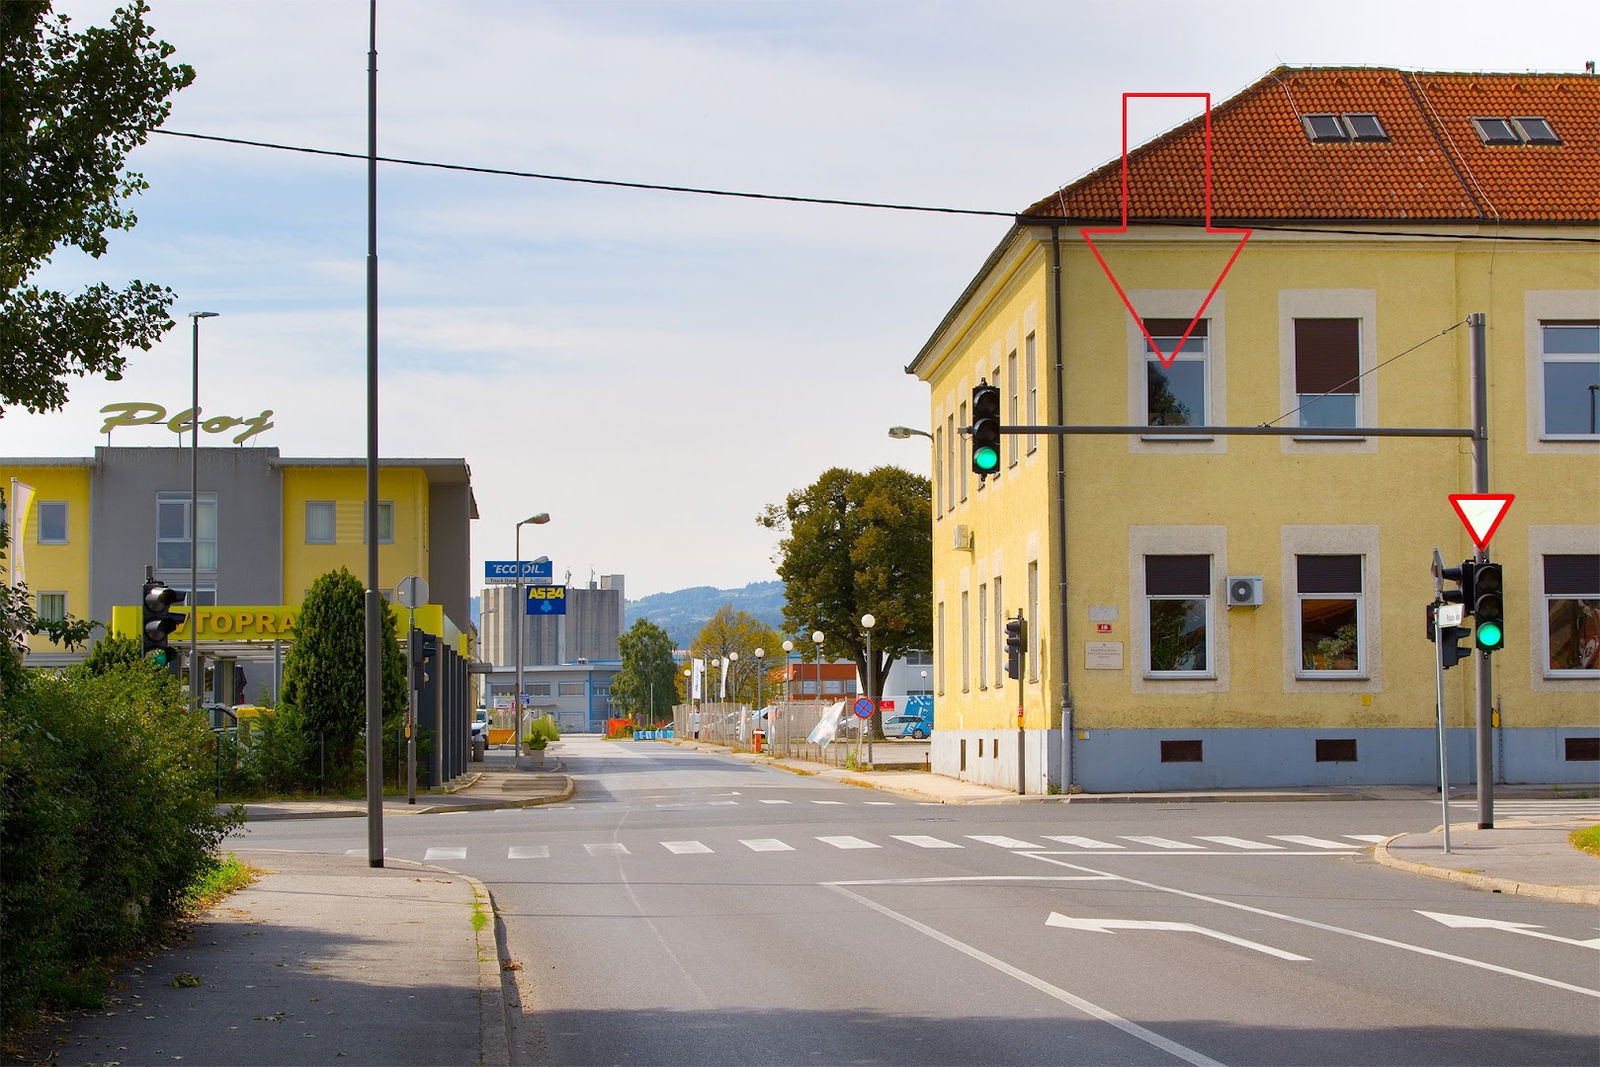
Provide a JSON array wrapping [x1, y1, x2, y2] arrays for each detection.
[[759, 465, 932, 732], [611, 619, 680, 725], [278, 568, 404, 787], [1, 0, 194, 417], [690, 605, 783, 706]]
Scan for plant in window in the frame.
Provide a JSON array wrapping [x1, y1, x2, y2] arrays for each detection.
[[1308, 623, 1359, 671]]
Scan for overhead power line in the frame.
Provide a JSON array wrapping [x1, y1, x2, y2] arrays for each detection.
[[153, 128, 1600, 243]]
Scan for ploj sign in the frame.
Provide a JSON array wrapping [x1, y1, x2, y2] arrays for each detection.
[[99, 402, 275, 444]]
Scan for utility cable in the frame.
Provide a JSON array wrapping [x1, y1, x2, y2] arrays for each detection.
[[1264, 317, 1470, 428]]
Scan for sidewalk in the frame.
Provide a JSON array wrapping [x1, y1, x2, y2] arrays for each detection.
[[227, 745, 573, 821], [676, 738, 1600, 907], [3, 849, 507, 1067]]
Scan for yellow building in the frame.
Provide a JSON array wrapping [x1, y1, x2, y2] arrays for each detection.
[[908, 67, 1600, 792]]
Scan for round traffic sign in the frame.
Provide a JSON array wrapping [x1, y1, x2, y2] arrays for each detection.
[[853, 697, 874, 719]]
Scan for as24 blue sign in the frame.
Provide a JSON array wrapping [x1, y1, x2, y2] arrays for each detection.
[[525, 585, 567, 615]]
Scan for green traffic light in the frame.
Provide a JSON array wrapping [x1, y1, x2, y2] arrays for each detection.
[[973, 446, 1000, 472], [1476, 620, 1503, 651]]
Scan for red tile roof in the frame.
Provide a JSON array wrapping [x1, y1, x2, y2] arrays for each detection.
[[1022, 67, 1600, 224]]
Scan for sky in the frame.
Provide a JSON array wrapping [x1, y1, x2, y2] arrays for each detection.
[[7, 0, 1597, 598]]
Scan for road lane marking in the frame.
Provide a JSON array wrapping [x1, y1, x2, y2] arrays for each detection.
[[892, 835, 963, 849], [706, 800, 739, 806], [810, 800, 846, 805], [1196, 836, 1282, 850], [1121, 836, 1204, 850], [818, 836, 880, 850], [662, 841, 713, 855], [345, 848, 387, 855], [1026, 853, 1600, 1000], [864, 801, 896, 806], [1344, 835, 1389, 843], [967, 835, 1043, 849], [423, 847, 466, 860], [507, 845, 549, 859], [584, 843, 630, 856], [757, 799, 792, 805], [1046, 912, 1311, 961], [1417, 910, 1600, 950], [1043, 835, 1124, 849], [825, 884, 1224, 1067], [741, 838, 795, 852], [1269, 835, 1354, 850]]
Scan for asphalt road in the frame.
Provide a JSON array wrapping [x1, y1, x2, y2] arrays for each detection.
[[237, 737, 1600, 1066]]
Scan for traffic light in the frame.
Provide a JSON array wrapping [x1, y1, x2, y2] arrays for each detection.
[[1440, 559, 1476, 615], [1004, 616, 1026, 680], [971, 381, 1001, 476], [1473, 562, 1504, 652], [1438, 624, 1472, 670], [412, 629, 437, 688], [141, 579, 186, 667]]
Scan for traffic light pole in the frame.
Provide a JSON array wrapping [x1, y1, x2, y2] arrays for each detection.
[[1468, 313, 1494, 830], [1432, 601, 1453, 854]]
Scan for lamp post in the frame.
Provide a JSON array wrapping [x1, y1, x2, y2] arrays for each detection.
[[513, 513, 551, 758], [753, 647, 765, 737], [188, 311, 218, 711], [781, 639, 794, 751], [887, 426, 934, 440], [812, 629, 825, 748], [682, 667, 693, 738], [861, 613, 876, 765]]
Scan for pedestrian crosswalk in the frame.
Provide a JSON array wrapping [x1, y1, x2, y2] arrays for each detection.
[[370, 829, 1390, 863], [1450, 798, 1600, 817]]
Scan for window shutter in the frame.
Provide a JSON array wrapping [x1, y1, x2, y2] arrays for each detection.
[[1295, 319, 1360, 394], [1146, 555, 1210, 596], [1545, 554, 1600, 596], [1297, 554, 1362, 594]]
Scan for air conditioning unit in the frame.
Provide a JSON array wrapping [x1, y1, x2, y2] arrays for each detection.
[[1226, 576, 1264, 608], [952, 524, 973, 552]]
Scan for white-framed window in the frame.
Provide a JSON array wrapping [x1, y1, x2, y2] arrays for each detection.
[[1007, 350, 1019, 467], [1027, 561, 1040, 682], [945, 412, 957, 510], [977, 582, 988, 689], [36, 592, 66, 623], [1297, 555, 1364, 676], [1025, 332, 1038, 455], [960, 590, 970, 693], [171, 581, 217, 607], [1539, 321, 1600, 438], [1145, 554, 1210, 675], [936, 601, 945, 696], [958, 401, 969, 502], [1545, 554, 1600, 674], [156, 492, 217, 572], [363, 501, 395, 544], [1144, 318, 1208, 427], [992, 576, 1004, 688], [558, 681, 585, 696], [933, 425, 944, 516], [1294, 319, 1361, 428], [37, 501, 68, 544], [306, 501, 336, 544]]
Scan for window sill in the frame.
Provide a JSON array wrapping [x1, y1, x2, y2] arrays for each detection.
[[1140, 434, 1214, 443], [1142, 673, 1216, 681], [1538, 435, 1600, 443], [1295, 672, 1369, 681], [1543, 670, 1600, 680], [1291, 435, 1367, 443]]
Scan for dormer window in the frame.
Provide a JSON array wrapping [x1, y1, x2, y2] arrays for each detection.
[[1303, 113, 1390, 143], [1473, 116, 1561, 145]]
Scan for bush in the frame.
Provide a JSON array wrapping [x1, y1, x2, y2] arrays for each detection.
[[0, 663, 241, 1027], [524, 715, 561, 750]]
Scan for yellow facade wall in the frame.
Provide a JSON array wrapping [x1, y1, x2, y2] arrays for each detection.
[[280, 467, 430, 602], [922, 227, 1598, 740], [2, 464, 92, 655]]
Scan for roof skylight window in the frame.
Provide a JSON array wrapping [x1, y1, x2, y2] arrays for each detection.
[[1513, 116, 1560, 144], [1303, 114, 1347, 142], [1344, 113, 1388, 141], [1471, 117, 1520, 144]]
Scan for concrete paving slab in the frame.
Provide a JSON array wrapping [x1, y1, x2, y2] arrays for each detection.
[[1376, 818, 1600, 906]]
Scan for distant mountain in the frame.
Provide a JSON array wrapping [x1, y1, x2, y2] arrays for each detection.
[[625, 581, 786, 648]]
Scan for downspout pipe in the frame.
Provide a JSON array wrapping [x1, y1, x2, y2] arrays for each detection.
[[1050, 222, 1073, 793]]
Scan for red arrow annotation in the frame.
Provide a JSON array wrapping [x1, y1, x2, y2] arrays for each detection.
[[1448, 494, 1515, 551], [1081, 93, 1252, 369]]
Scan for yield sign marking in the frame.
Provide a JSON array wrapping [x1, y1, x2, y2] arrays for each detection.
[[1046, 912, 1309, 960], [1417, 910, 1600, 950], [1448, 494, 1514, 550]]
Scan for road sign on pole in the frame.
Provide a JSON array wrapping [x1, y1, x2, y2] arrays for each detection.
[[1448, 494, 1514, 551], [853, 697, 874, 719]]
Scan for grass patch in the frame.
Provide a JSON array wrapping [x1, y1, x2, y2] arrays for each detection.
[[1568, 824, 1600, 858], [180, 853, 261, 916], [470, 887, 491, 935]]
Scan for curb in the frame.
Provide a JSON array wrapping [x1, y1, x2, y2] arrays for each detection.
[[408, 860, 511, 1067], [1372, 834, 1600, 907], [230, 775, 576, 821]]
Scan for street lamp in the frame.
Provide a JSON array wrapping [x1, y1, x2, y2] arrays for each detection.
[[753, 647, 765, 710], [188, 311, 218, 711], [887, 426, 934, 440], [861, 613, 876, 765], [513, 512, 551, 758], [812, 629, 825, 744], [781, 639, 794, 749]]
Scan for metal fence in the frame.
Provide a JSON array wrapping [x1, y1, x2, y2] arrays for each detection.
[[670, 701, 929, 769]]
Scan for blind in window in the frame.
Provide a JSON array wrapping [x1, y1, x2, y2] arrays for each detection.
[[1146, 555, 1210, 596], [1295, 319, 1360, 394], [1545, 554, 1600, 596], [1298, 554, 1362, 594]]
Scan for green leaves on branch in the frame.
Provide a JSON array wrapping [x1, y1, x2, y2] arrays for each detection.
[[612, 619, 680, 723]]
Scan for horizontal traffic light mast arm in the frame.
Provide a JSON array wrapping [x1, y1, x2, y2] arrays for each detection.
[[961, 424, 1475, 438]]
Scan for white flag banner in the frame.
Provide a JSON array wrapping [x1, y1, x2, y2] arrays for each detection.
[[719, 659, 728, 701], [691, 657, 704, 701], [9, 479, 35, 587]]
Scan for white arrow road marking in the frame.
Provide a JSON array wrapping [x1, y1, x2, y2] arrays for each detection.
[[1046, 912, 1311, 961], [827, 885, 1223, 1067], [1417, 911, 1600, 949]]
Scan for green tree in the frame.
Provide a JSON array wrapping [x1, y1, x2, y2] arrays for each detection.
[[77, 631, 146, 676], [1, 1, 195, 417], [611, 619, 679, 726], [759, 466, 932, 736], [689, 605, 784, 707], [278, 568, 405, 788]]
